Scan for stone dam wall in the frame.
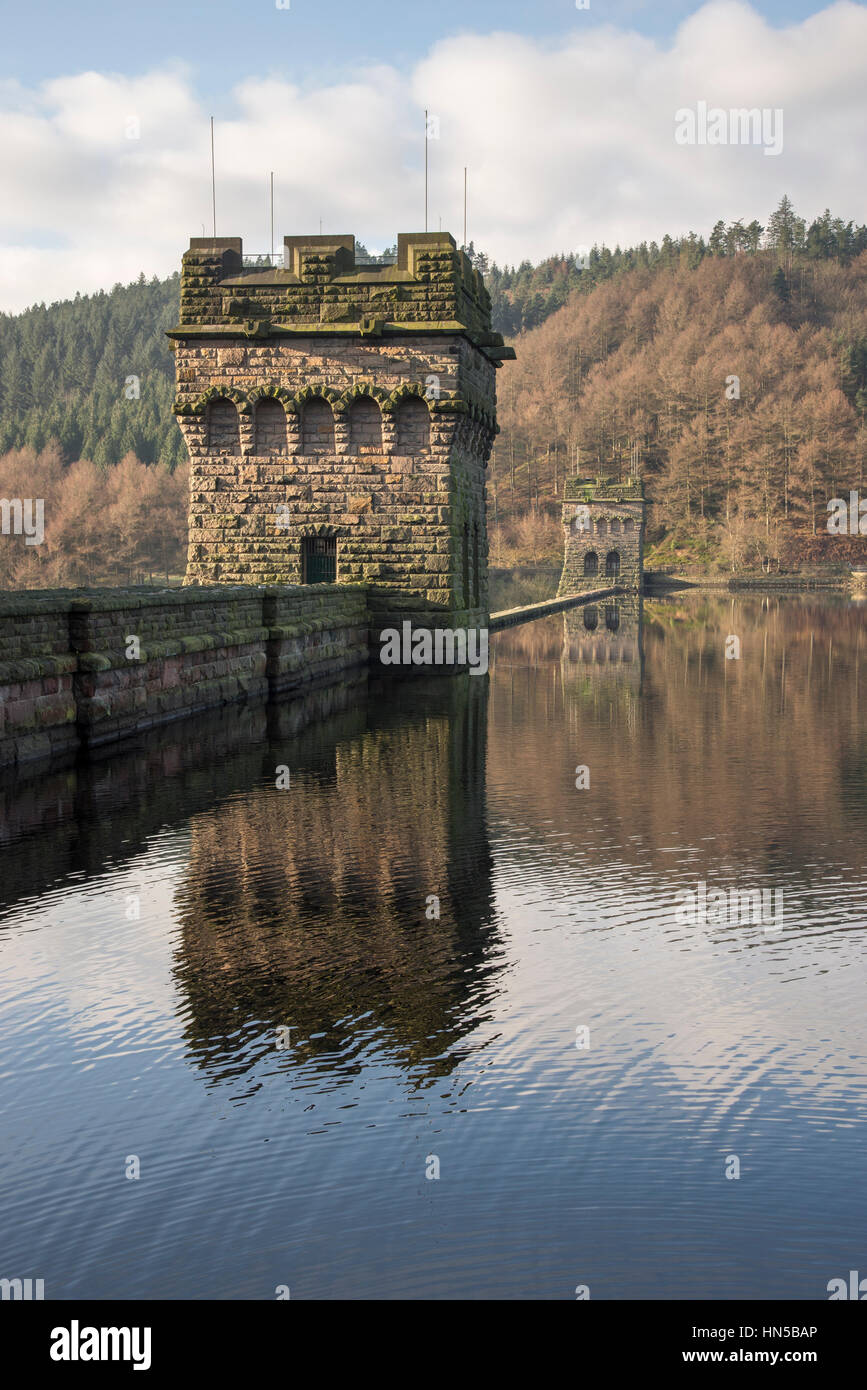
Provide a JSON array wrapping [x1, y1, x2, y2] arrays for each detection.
[[0, 581, 616, 768], [0, 584, 367, 766]]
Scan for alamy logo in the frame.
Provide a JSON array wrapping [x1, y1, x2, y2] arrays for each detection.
[[379, 622, 488, 675], [827, 1270, 867, 1299], [0, 498, 44, 546], [675, 881, 784, 932], [50, 1320, 152, 1371], [0, 1276, 44, 1299], [674, 102, 783, 156], [827, 492, 867, 535]]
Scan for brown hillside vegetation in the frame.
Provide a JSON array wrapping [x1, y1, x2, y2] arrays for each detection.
[[493, 251, 867, 572], [0, 445, 189, 588]]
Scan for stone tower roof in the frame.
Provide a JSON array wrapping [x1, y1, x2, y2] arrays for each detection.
[[167, 231, 515, 366], [563, 476, 645, 502]]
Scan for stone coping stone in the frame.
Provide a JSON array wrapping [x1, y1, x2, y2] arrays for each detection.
[[0, 654, 78, 683], [76, 627, 271, 671]]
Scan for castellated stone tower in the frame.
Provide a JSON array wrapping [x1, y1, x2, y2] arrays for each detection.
[[557, 476, 646, 596], [168, 231, 514, 631]]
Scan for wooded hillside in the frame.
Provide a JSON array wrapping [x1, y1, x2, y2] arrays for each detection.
[[491, 205, 867, 572], [1, 197, 866, 584]]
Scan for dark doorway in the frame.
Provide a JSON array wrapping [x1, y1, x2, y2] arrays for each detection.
[[302, 535, 336, 584]]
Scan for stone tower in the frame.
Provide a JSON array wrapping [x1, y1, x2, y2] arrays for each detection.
[[557, 476, 646, 596], [168, 232, 514, 632]]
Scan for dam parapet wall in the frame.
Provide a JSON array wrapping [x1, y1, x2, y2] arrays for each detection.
[[0, 583, 367, 766]]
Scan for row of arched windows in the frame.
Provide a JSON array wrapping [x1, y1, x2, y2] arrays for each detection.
[[583, 550, 621, 578], [205, 395, 431, 456], [583, 605, 621, 632], [576, 516, 635, 534]]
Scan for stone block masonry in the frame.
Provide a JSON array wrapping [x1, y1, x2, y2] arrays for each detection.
[[169, 230, 515, 634], [0, 585, 368, 766]]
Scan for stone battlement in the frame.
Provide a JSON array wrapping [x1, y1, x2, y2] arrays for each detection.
[[169, 232, 514, 366], [563, 475, 645, 502]]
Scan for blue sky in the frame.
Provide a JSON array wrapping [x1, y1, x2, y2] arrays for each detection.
[[0, 0, 864, 310], [2, 0, 829, 96]]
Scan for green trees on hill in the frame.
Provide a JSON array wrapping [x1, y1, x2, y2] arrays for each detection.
[[0, 273, 184, 468], [480, 197, 867, 338]]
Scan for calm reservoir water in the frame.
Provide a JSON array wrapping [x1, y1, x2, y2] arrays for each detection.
[[1, 592, 866, 1300]]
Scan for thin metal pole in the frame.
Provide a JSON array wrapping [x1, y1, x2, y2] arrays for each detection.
[[210, 117, 216, 236], [424, 109, 428, 232], [463, 167, 467, 249], [270, 171, 274, 259]]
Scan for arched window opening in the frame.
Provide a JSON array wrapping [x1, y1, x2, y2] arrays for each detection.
[[583, 551, 599, 578], [301, 398, 335, 453], [623, 518, 635, 533], [609, 517, 621, 534], [605, 606, 620, 632], [596, 518, 607, 535], [584, 606, 598, 632], [254, 398, 288, 455], [348, 396, 382, 454], [302, 534, 336, 584], [605, 550, 621, 578], [207, 398, 240, 454], [395, 397, 430, 453]]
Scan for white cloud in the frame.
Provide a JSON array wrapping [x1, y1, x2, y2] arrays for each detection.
[[0, 1, 865, 312]]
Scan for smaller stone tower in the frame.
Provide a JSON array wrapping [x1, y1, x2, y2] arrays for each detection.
[[558, 476, 645, 596]]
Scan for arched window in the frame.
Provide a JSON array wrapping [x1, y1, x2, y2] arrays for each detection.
[[605, 606, 620, 631], [583, 551, 599, 578], [301, 398, 335, 453], [207, 398, 240, 453], [609, 517, 621, 534], [596, 517, 607, 535], [623, 518, 634, 533], [348, 396, 382, 453], [605, 550, 621, 577], [254, 398, 288, 454], [584, 606, 598, 631], [394, 397, 430, 453]]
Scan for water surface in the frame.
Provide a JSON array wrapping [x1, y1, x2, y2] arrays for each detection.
[[1, 593, 865, 1299]]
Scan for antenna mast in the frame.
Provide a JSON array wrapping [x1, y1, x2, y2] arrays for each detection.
[[270, 171, 274, 260], [424, 109, 429, 232], [210, 117, 216, 236], [463, 167, 467, 250]]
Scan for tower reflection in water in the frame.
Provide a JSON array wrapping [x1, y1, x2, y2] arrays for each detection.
[[172, 674, 501, 1091], [562, 594, 644, 696]]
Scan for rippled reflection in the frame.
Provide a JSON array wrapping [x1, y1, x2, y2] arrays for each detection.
[[173, 676, 500, 1089], [1, 593, 866, 1300]]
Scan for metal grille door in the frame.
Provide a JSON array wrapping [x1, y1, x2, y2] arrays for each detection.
[[302, 535, 336, 584]]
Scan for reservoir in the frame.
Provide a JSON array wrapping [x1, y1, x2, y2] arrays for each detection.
[[1, 591, 865, 1299]]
